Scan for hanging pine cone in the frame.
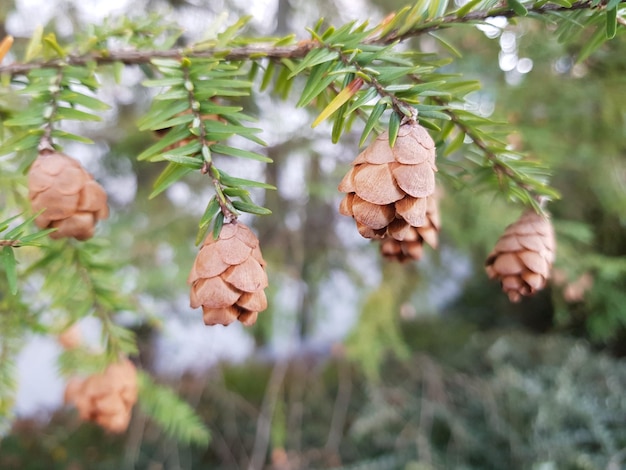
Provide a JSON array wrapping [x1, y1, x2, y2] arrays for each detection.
[[485, 209, 556, 302], [338, 120, 437, 239], [380, 195, 440, 262], [188, 221, 268, 326], [58, 323, 82, 350], [64, 359, 137, 433], [28, 151, 109, 240]]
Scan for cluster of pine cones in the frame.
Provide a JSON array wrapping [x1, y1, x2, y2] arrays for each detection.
[[337, 120, 556, 302], [28, 118, 556, 433]]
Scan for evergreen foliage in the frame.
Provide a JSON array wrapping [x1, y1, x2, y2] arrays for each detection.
[[0, 0, 624, 454]]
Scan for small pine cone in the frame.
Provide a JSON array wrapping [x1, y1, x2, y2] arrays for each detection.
[[380, 195, 440, 262], [58, 323, 82, 350], [64, 359, 138, 433], [28, 151, 109, 240], [562, 272, 593, 303], [338, 121, 437, 239], [485, 210, 556, 302], [188, 222, 268, 326]]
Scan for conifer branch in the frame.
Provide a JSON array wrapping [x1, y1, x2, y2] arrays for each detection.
[[0, 0, 614, 77], [38, 68, 63, 154]]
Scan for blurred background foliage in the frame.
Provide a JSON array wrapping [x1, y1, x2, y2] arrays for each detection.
[[0, 0, 625, 468]]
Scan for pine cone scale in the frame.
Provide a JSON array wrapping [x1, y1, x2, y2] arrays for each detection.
[[353, 163, 404, 204]]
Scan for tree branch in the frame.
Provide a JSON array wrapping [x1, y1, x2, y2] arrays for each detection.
[[0, 0, 609, 76]]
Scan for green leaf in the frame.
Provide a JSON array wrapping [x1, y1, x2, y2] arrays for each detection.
[[296, 61, 337, 107], [507, 0, 528, 16], [198, 104, 243, 116], [415, 108, 451, 120], [150, 113, 195, 131], [388, 112, 401, 147], [2, 247, 17, 295], [58, 90, 110, 111], [137, 100, 190, 131], [455, 0, 482, 16], [204, 120, 267, 146], [43, 32, 66, 57], [138, 372, 210, 446], [223, 187, 251, 198], [0, 214, 23, 233], [210, 143, 272, 162], [152, 88, 189, 101], [231, 200, 272, 215], [150, 58, 183, 69], [24, 25, 43, 62], [195, 222, 211, 246], [218, 171, 276, 189], [51, 130, 94, 144], [288, 49, 340, 78], [359, 100, 387, 147], [3, 113, 46, 127], [275, 62, 295, 100], [606, 7, 617, 39], [152, 140, 202, 162], [331, 101, 348, 144], [17, 228, 56, 244], [418, 119, 441, 132], [428, 32, 462, 58], [54, 106, 101, 122], [162, 154, 203, 168], [212, 212, 225, 239], [577, 26, 608, 63], [149, 162, 194, 199], [136, 127, 190, 161], [345, 87, 378, 115], [548, 0, 571, 6], [444, 131, 465, 156], [199, 197, 220, 229], [260, 60, 276, 92], [142, 77, 185, 87], [216, 15, 252, 47], [0, 132, 43, 156]]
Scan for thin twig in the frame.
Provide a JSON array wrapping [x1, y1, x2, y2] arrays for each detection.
[[247, 361, 289, 470], [182, 65, 237, 221], [38, 68, 63, 153], [324, 358, 352, 456], [0, 239, 21, 247], [0, 1, 608, 77]]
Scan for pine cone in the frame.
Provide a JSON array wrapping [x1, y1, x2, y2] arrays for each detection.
[[485, 210, 556, 302], [188, 222, 268, 326], [380, 195, 440, 262], [28, 151, 109, 240], [338, 121, 437, 239], [64, 359, 137, 433], [58, 323, 82, 350]]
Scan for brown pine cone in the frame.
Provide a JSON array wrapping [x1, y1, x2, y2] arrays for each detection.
[[28, 151, 109, 240], [64, 359, 138, 433], [485, 209, 556, 302], [338, 120, 437, 239], [188, 222, 268, 326], [58, 323, 82, 350], [380, 195, 440, 262]]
